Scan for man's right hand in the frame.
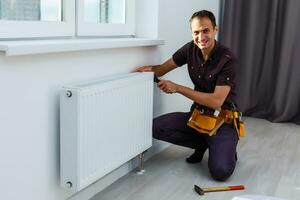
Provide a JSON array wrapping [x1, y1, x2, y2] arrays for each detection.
[[134, 66, 153, 72]]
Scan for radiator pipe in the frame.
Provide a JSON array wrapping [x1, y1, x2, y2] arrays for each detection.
[[137, 151, 146, 174]]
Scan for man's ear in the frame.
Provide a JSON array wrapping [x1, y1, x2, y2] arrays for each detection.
[[214, 26, 219, 33]]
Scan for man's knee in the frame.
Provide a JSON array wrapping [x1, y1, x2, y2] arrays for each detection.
[[152, 117, 164, 140], [152, 112, 191, 144], [209, 164, 235, 181]]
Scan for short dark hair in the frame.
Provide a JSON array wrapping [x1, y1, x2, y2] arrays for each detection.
[[189, 10, 216, 27]]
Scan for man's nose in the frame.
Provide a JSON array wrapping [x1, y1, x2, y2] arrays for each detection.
[[199, 33, 206, 40]]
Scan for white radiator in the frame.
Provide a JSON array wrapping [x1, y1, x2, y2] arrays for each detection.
[[60, 72, 153, 192]]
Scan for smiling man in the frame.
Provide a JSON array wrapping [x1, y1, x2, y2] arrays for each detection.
[[136, 10, 239, 181]]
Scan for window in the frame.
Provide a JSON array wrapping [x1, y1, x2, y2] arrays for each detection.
[[0, 0, 75, 39], [84, 0, 125, 24], [0, 0, 135, 39], [77, 0, 135, 37], [0, 0, 162, 56]]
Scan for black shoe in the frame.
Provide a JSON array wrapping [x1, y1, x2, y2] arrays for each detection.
[[185, 149, 205, 164]]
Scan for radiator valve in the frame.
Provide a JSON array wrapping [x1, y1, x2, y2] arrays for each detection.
[[66, 90, 72, 98], [66, 181, 73, 188]]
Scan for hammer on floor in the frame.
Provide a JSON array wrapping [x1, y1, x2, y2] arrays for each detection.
[[194, 184, 245, 195]]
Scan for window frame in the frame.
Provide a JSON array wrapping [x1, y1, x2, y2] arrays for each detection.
[[76, 0, 135, 37], [0, 0, 162, 56], [0, 0, 75, 39]]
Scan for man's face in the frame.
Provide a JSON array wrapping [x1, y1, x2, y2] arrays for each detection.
[[190, 17, 218, 51]]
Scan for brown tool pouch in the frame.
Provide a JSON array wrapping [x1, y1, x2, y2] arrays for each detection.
[[187, 108, 225, 136], [227, 111, 245, 138], [187, 108, 245, 138], [235, 119, 245, 138]]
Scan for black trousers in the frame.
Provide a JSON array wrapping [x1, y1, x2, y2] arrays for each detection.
[[153, 112, 238, 181]]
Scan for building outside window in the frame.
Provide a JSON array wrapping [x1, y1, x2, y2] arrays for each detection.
[[84, 0, 126, 24], [78, 0, 134, 37], [99, 0, 109, 23], [0, 0, 41, 21], [0, 0, 62, 22]]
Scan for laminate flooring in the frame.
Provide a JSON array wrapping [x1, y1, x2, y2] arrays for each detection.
[[91, 117, 300, 200]]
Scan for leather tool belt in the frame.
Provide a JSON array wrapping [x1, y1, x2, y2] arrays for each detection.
[[187, 108, 245, 137]]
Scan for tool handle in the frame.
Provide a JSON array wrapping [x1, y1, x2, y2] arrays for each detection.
[[203, 185, 245, 192], [228, 185, 245, 190]]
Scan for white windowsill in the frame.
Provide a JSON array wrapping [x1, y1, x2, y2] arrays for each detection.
[[0, 38, 165, 56]]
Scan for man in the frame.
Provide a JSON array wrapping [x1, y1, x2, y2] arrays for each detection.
[[136, 10, 238, 181]]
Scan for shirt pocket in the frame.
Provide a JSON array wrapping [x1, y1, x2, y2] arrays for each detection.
[[202, 73, 217, 93]]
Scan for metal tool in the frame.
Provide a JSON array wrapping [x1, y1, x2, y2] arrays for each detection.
[[194, 184, 245, 195], [154, 74, 160, 83]]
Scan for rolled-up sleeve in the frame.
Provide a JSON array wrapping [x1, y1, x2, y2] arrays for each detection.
[[172, 42, 191, 67]]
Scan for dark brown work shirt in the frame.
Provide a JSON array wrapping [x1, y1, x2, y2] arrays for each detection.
[[172, 41, 237, 110]]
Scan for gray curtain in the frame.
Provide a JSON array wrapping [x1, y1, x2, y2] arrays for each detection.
[[220, 0, 300, 124]]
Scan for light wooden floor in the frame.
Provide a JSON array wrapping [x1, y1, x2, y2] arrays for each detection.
[[91, 117, 300, 200]]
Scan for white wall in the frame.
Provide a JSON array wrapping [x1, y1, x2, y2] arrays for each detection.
[[0, 1, 220, 200]]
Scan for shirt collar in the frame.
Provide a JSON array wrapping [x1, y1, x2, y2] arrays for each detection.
[[208, 40, 219, 61], [197, 40, 219, 62]]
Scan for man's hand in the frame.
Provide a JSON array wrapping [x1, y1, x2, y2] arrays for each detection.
[[134, 66, 153, 72], [134, 58, 177, 76], [157, 80, 180, 94]]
